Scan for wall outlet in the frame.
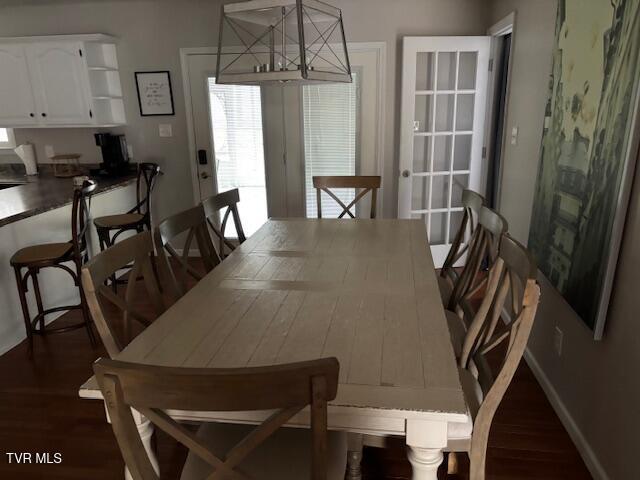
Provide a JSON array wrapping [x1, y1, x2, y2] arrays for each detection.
[[159, 124, 173, 138], [44, 145, 55, 159], [554, 326, 563, 356]]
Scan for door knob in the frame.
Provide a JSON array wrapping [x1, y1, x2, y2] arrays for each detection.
[[402, 170, 410, 178], [200, 171, 210, 179]]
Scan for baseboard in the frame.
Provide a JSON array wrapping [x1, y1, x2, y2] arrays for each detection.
[[523, 348, 609, 480]]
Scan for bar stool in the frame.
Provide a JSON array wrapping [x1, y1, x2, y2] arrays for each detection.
[[10, 181, 98, 352], [93, 162, 161, 290]]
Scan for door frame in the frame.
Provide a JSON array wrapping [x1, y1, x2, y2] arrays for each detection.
[[180, 42, 386, 212], [484, 12, 516, 210]]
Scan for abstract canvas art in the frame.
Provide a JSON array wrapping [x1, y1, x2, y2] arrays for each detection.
[[529, 0, 640, 338]]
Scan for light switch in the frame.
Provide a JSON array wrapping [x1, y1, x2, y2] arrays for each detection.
[[510, 126, 519, 145], [127, 145, 134, 159], [159, 124, 173, 138], [45, 145, 55, 158]]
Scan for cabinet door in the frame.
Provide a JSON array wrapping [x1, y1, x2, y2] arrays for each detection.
[[27, 42, 93, 125], [0, 44, 38, 126]]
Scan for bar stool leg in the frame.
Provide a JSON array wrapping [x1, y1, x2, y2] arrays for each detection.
[[13, 266, 33, 354], [30, 268, 46, 333]]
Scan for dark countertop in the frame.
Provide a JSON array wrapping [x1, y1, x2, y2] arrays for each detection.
[[0, 172, 137, 228]]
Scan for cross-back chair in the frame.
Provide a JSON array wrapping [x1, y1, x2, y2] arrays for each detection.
[[154, 205, 221, 298], [202, 188, 246, 259], [438, 189, 484, 305], [81, 231, 170, 358], [94, 162, 161, 291], [312, 176, 381, 219], [93, 357, 347, 480], [445, 234, 540, 480]]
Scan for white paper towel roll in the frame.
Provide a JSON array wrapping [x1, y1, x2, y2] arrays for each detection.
[[14, 143, 38, 175]]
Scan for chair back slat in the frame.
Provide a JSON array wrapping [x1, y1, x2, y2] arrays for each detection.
[[441, 189, 484, 278], [81, 231, 168, 358], [131, 163, 161, 221], [457, 234, 540, 480], [93, 357, 340, 480], [71, 180, 97, 261], [154, 205, 221, 298], [312, 176, 381, 219], [448, 206, 507, 313], [202, 188, 247, 259]]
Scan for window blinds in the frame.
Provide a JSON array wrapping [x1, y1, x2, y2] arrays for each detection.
[[208, 79, 267, 237], [303, 74, 359, 218]]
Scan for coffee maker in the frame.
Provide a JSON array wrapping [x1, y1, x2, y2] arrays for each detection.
[[94, 133, 130, 176]]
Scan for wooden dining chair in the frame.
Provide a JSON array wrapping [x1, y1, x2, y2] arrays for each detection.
[[444, 206, 507, 358], [93, 357, 347, 480], [438, 189, 484, 305], [445, 234, 540, 480], [154, 204, 221, 298], [81, 231, 170, 358], [312, 176, 381, 219], [202, 188, 246, 259]]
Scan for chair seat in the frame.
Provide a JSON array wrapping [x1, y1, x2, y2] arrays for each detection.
[[10, 242, 73, 266], [438, 274, 453, 306], [446, 310, 467, 358], [94, 213, 144, 229], [180, 422, 347, 480]]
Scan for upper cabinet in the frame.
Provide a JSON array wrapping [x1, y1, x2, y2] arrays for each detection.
[[0, 35, 126, 128]]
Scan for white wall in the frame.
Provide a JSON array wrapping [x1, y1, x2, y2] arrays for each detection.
[[0, 0, 489, 221], [489, 1, 640, 478]]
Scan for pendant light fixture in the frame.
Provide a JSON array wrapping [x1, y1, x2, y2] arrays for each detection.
[[216, 0, 352, 85]]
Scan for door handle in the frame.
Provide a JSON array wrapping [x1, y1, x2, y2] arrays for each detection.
[[200, 171, 210, 179], [402, 170, 410, 178]]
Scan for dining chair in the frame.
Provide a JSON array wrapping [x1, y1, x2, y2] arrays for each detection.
[[445, 234, 540, 480], [312, 176, 381, 219], [438, 189, 484, 305], [11, 180, 97, 352], [154, 204, 221, 298], [94, 162, 161, 291], [81, 230, 170, 358], [444, 206, 507, 358], [93, 356, 348, 480], [202, 188, 246, 259]]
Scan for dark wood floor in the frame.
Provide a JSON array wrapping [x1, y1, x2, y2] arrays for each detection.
[[0, 278, 592, 479]]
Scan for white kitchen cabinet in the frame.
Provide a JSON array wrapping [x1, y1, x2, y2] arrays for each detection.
[[0, 35, 126, 128], [0, 44, 38, 126]]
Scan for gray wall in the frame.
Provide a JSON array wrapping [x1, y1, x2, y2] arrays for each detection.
[[0, 0, 489, 221], [490, 1, 640, 478]]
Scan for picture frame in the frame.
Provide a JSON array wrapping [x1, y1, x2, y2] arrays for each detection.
[[135, 71, 175, 116]]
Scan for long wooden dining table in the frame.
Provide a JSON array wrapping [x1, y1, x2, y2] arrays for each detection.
[[79, 218, 468, 480]]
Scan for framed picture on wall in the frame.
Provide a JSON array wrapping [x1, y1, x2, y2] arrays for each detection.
[[135, 71, 175, 116], [528, 0, 640, 339]]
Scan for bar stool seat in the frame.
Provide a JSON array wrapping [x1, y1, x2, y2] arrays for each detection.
[[10, 242, 73, 267], [93, 212, 144, 229]]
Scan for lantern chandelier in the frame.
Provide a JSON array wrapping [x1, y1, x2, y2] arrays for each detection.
[[216, 0, 352, 85]]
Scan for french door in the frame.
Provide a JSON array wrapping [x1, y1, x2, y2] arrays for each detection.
[[398, 37, 490, 267], [184, 44, 383, 235]]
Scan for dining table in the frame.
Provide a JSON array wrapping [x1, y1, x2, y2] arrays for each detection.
[[79, 218, 468, 480]]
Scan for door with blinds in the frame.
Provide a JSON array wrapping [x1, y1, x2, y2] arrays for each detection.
[[184, 44, 384, 233], [398, 37, 491, 267]]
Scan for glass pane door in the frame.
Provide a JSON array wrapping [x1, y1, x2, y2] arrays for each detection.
[[208, 78, 268, 237]]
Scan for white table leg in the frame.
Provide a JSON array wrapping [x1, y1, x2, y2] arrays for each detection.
[[346, 433, 363, 480], [124, 410, 159, 480], [405, 419, 447, 480]]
